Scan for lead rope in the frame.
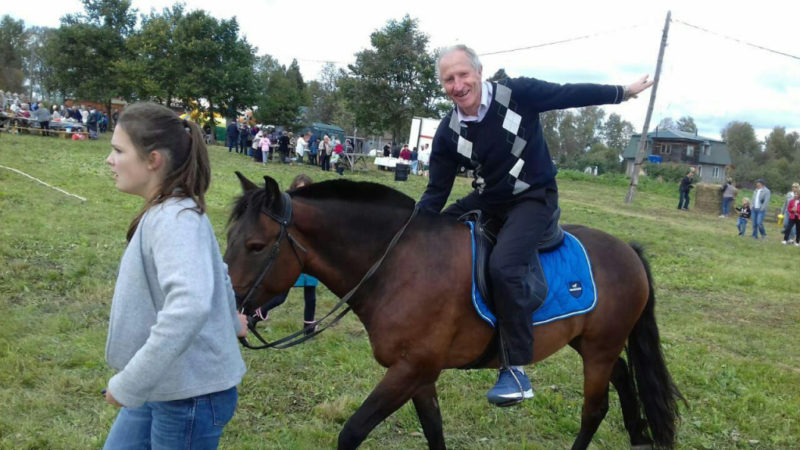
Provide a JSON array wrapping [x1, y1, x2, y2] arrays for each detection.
[[240, 206, 419, 350]]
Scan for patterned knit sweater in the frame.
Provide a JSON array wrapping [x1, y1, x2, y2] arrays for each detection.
[[418, 78, 624, 212]]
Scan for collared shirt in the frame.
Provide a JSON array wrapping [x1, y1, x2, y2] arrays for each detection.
[[753, 188, 763, 209], [456, 81, 494, 123]]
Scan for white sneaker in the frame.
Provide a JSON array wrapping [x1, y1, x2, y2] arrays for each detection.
[[782, 240, 790, 244], [795, 242, 800, 247]]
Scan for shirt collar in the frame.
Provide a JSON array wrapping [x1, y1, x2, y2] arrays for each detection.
[[456, 81, 493, 123]]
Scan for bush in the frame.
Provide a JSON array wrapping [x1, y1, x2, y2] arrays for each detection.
[[644, 163, 692, 183]]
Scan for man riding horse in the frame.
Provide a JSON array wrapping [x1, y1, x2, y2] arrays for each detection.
[[417, 45, 653, 406]]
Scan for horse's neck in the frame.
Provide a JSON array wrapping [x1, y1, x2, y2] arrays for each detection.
[[294, 199, 411, 298]]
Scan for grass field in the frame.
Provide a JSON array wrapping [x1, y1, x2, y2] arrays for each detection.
[[0, 132, 798, 449]]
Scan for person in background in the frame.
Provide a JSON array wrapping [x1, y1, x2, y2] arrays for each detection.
[[319, 135, 332, 171], [383, 143, 391, 157], [736, 197, 751, 236], [102, 102, 247, 449], [751, 179, 771, 240], [260, 131, 272, 166], [226, 120, 239, 153], [719, 177, 736, 218], [410, 146, 419, 175], [295, 131, 311, 164], [251, 174, 320, 334], [678, 170, 694, 210], [781, 183, 799, 245], [278, 131, 291, 164], [780, 183, 798, 243], [35, 102, 51, 136], [399, 144, 411, 162], [308, 135, 319, 166]]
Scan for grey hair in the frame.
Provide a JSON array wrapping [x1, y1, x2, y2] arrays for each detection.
[[436, 44, 482, 81]]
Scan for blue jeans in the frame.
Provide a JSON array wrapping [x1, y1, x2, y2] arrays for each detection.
[[751, 209, 766, 238], [722, 197, 734, 216], [104, 386, 237, 450], [737, 217, 748, 235], [678, 191, 690, 209]]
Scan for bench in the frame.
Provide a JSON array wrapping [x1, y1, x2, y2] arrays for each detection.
[[7, 126, 88, 139]]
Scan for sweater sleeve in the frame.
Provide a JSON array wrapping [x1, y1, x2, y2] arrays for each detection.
[[417, 122, 459, 213], [512, 77, 624, 113], [108, 206, 215, 408]]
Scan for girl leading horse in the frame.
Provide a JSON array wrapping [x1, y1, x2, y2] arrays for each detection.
[[224, 173, 683, 449]]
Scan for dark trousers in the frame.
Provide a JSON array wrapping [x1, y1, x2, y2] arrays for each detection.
[[784, 217, 800, 242], [678, 190, 690, 209], [443, 186, 557, 365], [308, 153, 317, 165], [320, 154, 331, 171]]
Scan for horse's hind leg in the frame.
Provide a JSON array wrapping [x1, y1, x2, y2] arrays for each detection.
[[609, 357, 652, 448], [571, 352, 617, 450], [338, 363, 439, 450], [412, 383, 445, 449]]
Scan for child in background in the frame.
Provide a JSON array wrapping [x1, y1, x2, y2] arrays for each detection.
[[736, 197, 751, 236]]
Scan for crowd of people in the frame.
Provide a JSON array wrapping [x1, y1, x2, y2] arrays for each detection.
[[1, 90, 112, 139], [381, 141, 432, 176], [224, 119, 360, 175]]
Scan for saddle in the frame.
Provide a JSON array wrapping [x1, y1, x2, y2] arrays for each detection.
[[458, 207, 565, 311]]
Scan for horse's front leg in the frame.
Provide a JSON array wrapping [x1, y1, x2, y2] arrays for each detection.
[[412, 382, 445, 449], [338, 362, 437, 449]]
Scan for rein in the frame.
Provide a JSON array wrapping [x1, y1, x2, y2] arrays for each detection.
[[238, 195, 419, 350]]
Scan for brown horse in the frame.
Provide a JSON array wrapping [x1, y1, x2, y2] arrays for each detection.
[[224, 173, 683, 449]]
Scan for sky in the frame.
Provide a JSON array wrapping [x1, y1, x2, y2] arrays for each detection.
[[6, 0, 800, 141]]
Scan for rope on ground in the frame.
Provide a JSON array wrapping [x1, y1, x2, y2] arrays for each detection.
[[0, 164, 87, 203]]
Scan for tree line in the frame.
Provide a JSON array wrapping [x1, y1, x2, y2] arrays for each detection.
[[2, 1, 797, 189], [0, 1, 441, 142]]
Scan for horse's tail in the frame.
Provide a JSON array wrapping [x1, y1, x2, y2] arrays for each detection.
[[626, 243, 685, 448]]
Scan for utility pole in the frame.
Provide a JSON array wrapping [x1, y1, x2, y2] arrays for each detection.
[[625, 11, 671, 204]]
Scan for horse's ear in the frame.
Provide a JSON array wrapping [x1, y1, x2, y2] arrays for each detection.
[[235, 171, 259, 192], [263, 176, 282, 212]]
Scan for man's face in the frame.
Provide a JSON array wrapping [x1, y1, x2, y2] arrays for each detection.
[[756, 182, 764, 189], [439, 50, 482, 116]]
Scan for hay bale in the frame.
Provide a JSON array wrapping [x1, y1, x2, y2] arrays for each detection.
[[694, 183, 722, 214]]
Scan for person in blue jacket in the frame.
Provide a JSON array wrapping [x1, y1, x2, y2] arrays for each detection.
[[251, 174, 319, 334], [417, 44, 653, 406]]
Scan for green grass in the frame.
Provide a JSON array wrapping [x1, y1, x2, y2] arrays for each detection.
[[1, 132, 797, 449]]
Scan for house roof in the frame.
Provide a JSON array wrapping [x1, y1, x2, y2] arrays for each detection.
[[623, 129, 731, 166]]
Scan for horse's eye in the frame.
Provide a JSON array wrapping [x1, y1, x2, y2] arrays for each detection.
[[246, 243, 266, 253]]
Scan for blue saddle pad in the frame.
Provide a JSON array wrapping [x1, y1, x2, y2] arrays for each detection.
[[467, 223, 597, 327]]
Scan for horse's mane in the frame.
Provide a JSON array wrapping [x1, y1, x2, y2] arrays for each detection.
[[291, 179, 415, 209], [229, 179, 414, 226]]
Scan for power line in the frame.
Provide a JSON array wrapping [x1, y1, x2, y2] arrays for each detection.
[[478, 24, 646, 57], [674, 19, 800, 61]]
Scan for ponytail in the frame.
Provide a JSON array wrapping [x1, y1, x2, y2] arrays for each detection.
[[119, 102, 211, 241]]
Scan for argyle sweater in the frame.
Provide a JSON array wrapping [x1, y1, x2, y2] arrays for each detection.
[[418, 78, 624, 212]]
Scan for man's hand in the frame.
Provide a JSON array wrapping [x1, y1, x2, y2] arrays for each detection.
[[237, 313, 249, 338], [626, 75, 654, 99]]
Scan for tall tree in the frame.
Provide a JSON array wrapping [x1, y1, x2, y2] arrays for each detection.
[[488, 68, 509, 82], [343, 15, 439, 140], [602, 112, 634, 153], [721, 121, 760, 160], [253, 58, 306, 130], [45, 0, 137, 114], [657, 117, 675, 130], [22, 26, 56, 101], [125, 4, 185, 104], [575, 106, 605, 151], [764, 127, 800, 162], [676, 116, 697, 134], [173, 11, 256, 133], [0, 15, 27, 92]]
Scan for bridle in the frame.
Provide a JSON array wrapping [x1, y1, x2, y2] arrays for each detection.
[[236, 191, 418, 350]]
